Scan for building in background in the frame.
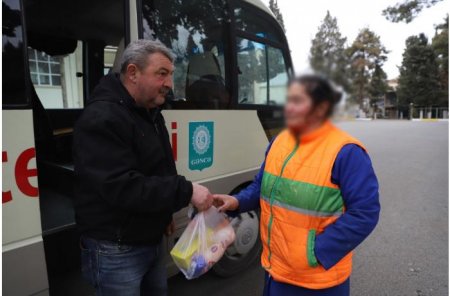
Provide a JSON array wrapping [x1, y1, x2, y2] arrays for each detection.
[[384, 78, 399, 119]]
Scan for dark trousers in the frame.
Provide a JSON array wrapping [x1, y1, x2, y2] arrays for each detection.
[[80, 236, 167, 296], [263, 272, 350, 296]]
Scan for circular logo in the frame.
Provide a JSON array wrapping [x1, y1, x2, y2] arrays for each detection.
[[192, 125, 211, 155]]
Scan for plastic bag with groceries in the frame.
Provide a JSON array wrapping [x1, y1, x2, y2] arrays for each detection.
[[170, 206, 236, 279]]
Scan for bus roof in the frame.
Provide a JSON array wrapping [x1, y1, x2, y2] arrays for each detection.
[[242, 0, 276, 18]]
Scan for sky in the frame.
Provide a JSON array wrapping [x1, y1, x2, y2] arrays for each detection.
[[261, 0, 449, 79]]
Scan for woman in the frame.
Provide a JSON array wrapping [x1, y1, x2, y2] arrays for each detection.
[[213, 75, 380, 296]]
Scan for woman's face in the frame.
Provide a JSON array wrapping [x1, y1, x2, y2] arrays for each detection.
[[284, 82, 314, 133], [284, 82, 329, 133]]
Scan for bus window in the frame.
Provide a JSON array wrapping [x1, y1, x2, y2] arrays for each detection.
[[237, 38, 268, 105], [141, 0, 231, 109], [267, 46, 288, 105], [2, 0, 28, 107], [237, 38, 288, 105]]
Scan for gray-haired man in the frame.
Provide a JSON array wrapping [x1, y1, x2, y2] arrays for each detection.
[[73, 40, 213, 295]]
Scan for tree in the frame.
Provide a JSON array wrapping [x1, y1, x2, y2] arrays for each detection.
[[368, 65, 389, 99], [309, 11, 349, 91], [269, 0, 285, 31], [347, 28, 388, 106], [368, 65, 389, 115], [397, 34, 442, 106], [432, 15, 449, 105], [382, 0, 443, 23]]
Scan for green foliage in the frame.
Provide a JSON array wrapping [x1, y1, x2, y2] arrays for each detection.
[[269, 0, 285, 31], [382, 0, 443, 23], [309, 11, 349, 91], [308, 8, 448, 112], [368, 65, 389, 99], [346, 28, 389, 105], [397, 34, 442, 106], [432, 15, 449, 104]]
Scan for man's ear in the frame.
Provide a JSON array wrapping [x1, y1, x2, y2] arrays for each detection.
[[126, 64, 139, 84]]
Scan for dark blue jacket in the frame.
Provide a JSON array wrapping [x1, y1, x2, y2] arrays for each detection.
[[234, 141, 380, 270]]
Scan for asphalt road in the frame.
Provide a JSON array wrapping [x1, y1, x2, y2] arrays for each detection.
[[168, 120, 449, 296]]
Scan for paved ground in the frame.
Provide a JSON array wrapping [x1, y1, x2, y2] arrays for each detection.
[[168, 120, 449, 296]]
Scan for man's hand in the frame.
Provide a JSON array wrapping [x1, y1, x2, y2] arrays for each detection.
[[191, 183, 213, 211], [212, 194, 239, 212]]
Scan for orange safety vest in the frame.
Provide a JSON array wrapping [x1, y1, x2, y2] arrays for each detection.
[[260, 120, 365, 289]]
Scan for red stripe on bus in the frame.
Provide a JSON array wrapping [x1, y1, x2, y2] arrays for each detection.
[[172, 132, 177, 161]]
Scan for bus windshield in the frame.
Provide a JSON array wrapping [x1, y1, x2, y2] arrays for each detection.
[[141, 0, 291, 110], [142, 0, 231, 109]]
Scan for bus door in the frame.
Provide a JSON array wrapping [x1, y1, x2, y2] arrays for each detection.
[[20, 0, 128, 293]]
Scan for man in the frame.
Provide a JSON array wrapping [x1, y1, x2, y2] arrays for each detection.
[[73, 39, 213, 296]]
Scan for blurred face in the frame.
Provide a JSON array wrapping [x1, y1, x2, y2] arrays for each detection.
[[126, 52, 174, 109], [284, 82, 329, 134]]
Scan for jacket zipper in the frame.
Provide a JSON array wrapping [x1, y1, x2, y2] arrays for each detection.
[[265, 141, 299, 269], [116, 214, 131, 249]]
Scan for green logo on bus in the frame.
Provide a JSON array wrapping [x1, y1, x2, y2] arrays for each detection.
[[189, 122, 214, 171]]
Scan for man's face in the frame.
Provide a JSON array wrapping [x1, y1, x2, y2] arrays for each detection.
[[134, 53, 174, 109]]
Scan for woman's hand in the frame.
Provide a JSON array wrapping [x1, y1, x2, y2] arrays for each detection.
[[212, 194, 239, 212]]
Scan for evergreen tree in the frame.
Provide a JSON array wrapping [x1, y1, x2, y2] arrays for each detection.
[[368, 65, 389, 99], [269, 0, 285, 31], [397, 34, 442, 106], [383, 0, 443, 23], [347, 28, 388, 106], [432, 15, 449, 105], [309, 11, 349, 91]]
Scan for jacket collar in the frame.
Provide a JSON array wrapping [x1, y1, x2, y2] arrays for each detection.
[[299, 120, 333, 143]]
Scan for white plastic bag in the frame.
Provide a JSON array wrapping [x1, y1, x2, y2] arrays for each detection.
[[170, 206, 236, 279]]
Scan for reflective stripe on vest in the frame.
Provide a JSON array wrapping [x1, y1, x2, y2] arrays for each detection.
[[259, 121, 365, 289]]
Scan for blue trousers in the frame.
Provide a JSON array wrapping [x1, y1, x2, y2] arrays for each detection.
[[263, 272, 350, 296], [80, 236, 167, 296]]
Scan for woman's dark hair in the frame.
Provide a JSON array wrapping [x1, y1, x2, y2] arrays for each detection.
[[289, 75, 342, 117]]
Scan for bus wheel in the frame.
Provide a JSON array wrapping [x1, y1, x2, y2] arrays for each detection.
[[212, 210, 261, 277]]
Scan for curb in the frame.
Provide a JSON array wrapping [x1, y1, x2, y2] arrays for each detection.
[[411, 119, 449, 122]]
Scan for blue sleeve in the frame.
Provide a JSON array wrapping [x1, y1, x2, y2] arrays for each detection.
[[233, 139, 275, 213], [314, 144, 380, 270]]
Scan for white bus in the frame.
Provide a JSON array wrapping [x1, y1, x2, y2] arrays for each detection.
[[2, 0, 293, 294]]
